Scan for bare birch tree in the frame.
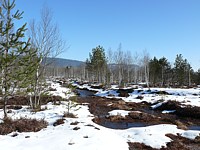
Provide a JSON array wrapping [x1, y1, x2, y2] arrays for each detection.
[[114, 43, 124, 86], [133, 52, 139, 84], [124, 50, 133, 84], [107, 48, 114, 84], [29, 5, 65, 109], [142, 50, 150, 88]]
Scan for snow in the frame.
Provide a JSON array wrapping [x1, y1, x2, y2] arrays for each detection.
[[121, 124, 180, 149], [108, 110, 130, 117], [162, 110, 176, 113], [181, 130, 200, 140], [151, 102, 163, 109], [73, 83, 103, 93], [95, 86, 200, 107], [119, 124, 200, 149], [0, 82, 200, 149], [0, 102, 128, 150], [48, 82, 73, 99]]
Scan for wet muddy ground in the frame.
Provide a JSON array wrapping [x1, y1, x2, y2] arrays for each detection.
[[77, 94, 200, 150]]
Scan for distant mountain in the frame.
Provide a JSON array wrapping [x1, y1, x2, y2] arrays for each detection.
[[47, 57, 85, 67], [46, 58, 138, 68]]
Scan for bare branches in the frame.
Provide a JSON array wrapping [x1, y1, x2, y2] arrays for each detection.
[[29, 5, 65, 62], [142, 50, 150, 87], [105, 44, 151, 86], [28, 4, 66, 109]]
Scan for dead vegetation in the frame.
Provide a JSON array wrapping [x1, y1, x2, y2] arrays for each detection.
[[0, 95, 63, 135], [77, 95, 200, 149], [63, 112, 77, 118], [53, 118, 65, 126], [0, 117, 48, 135], [154, 100, 200, 122], [128, 142, 157, 150], [129, 134, 200, 150], [0, 95, 63, 111]]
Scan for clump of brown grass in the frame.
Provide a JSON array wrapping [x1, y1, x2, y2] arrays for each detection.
[[53, 118, 65, 126], [63, 112, 77, 118], [128, 142, 157, 150], [70, 121, 79, 125], [195, 135, 200, 142], [174, 120, 187, 130], [0, 117, 48, 135]]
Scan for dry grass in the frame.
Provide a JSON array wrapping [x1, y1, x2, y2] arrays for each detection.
[[53, 118, 65, 126], [128, 142, 157, 150], [0, 95, 63, 106], [70, 121, 79, 125], [0, 117, 48, 135], [163, 134, 200, 150], [63, 112, 77, 118], [174, 120, 188, 130]]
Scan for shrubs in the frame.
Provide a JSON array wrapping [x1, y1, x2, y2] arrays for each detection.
[[0, 95, 63, 107], [63, 112, 77, 118], [128, 142, 157, 150], [155, 100, 200, 119], [154, 100, 181, 111], [53, 118, 65, 126], [7, 105, 22, 110], [63, 83, 77, 92], [70, 121, 79, 125], [3, 96, 29, 106], [69, 96, 77, 102], [176, 105, 200, 119], [117, 89, 133, 97], [0, 117, 48, 135]]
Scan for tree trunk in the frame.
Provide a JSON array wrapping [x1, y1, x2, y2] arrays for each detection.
[[161, 66, 164, 87], [188, 69, 191, 86], [145, 65, 149, 88], [3, 95, 7, 118]]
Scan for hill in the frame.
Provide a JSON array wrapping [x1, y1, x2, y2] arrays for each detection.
[[47, 58, 85, 67]]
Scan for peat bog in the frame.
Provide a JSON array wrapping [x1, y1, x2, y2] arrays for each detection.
[[77, 88, 200, 150]]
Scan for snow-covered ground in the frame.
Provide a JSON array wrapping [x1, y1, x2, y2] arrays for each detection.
[[95, 86, 200, 107], [0, 82, 200, 149]]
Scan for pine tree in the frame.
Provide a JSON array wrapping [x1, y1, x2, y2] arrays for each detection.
[[149, 57, 160, 85], [174, 54, 188, 86], [149, 57, 171, 87], [86, 45, 108, 83], [0, 0, 31, 118]]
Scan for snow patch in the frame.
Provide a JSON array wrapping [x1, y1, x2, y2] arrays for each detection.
[[108, 110, 130, 117]]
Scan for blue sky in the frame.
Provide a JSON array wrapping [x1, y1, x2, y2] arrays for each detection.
[[15, 0, 200, 70]]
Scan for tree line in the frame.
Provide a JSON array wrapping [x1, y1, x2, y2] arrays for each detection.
[[63, 45, 200, 88], [47, 44, 200, 88]]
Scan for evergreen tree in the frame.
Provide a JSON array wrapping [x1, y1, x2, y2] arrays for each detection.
[[86, 45, 108, 83], [174, 54, 188, 86], [149, 57, 171, 87], [149, 57, 160, 85], [158, 57, 171, 87], [193, 69, 200, 85], [0, 0, 32, 118]]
